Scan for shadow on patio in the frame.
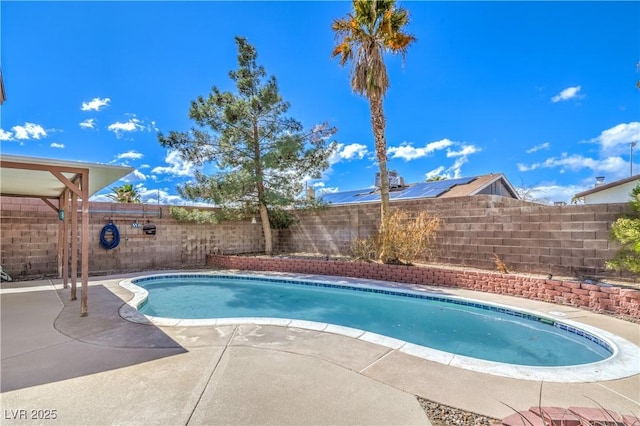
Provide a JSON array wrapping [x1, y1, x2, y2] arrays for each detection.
[[1, 281, 187, 392]]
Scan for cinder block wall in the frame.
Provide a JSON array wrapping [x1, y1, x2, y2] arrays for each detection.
[[1, 195, 632, 280], [276, 195, 630, 279], [1, 198, 60, 276], [0, 197, 263, 279]]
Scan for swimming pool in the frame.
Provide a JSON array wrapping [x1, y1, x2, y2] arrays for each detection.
[[119, 272, 640, 381]]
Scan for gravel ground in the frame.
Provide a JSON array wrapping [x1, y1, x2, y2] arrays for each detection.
[[418, 397, 501, 426]]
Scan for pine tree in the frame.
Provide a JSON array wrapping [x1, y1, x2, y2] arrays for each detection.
[[158, 37, 337, 254]]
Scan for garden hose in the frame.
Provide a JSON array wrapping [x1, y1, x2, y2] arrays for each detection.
[[99, 221, 120, 250]]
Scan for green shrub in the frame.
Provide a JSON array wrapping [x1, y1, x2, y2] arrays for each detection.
[[606, 184, 640, 274], [267, 208, 299, 230], [169, 206, 220, 224], [170, 205, 300, 230]]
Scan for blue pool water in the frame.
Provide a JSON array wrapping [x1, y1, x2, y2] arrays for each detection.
[[135, 275, 612, 366]]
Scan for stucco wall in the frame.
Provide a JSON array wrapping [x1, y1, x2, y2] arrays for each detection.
[[584, 180, 639, 204]]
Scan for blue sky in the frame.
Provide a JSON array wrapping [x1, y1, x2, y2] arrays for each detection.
[[1, 1, 639, 204]]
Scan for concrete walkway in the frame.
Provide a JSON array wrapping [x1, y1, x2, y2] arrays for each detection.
[[1, 272, 639, 425]]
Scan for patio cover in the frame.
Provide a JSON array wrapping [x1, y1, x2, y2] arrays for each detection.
[[0, 154, 133, 316]]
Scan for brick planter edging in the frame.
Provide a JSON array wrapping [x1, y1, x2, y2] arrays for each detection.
[[206, 254, 640, 319]]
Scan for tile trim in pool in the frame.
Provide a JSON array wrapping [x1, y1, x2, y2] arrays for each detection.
[[131, 273, 615, 354], [119, 271, 640, 383]]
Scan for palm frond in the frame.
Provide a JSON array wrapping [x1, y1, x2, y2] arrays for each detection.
[[331, 0, 414, 99]]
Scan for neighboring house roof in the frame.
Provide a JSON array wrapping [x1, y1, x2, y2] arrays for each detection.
[[574, 174, 640, 199], [321, 173, 519, 205]]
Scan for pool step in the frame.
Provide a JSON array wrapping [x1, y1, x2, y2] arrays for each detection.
[[493, 406, 639, 426]]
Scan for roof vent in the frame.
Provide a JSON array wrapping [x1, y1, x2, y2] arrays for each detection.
[[375, 170, 404, 189], [595, 176, 605, 187]]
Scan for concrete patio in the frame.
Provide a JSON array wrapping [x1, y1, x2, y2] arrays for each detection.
[[1, 271, 639, 425]]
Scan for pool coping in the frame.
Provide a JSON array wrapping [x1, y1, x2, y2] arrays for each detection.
[[118, 270, 640, 383]]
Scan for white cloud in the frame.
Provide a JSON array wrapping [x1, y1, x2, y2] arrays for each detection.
[[425, 167, 447, 180], [518, 153, 626, 177], [0, 129, 13, 140], [388, 139, 454, 161], [551, 86, 583, 103], [589, 121, 640, 155], [115, 150, 144, 161], [89, 193, 111, 202], [591, 157, 628, 174], [139, 187, 186, 205], [525, 142, 550, 154], [446, 144, 481, 177], [81, 97, 111, 111], [151, 150, 195, 177], [120, 169, 147, 182], [12, 122, 47, 140], [518, 122, 640, 180], [340, 143, 368, 160], [525, 183, 590, 205], [312, 182, 340, 194], [389, 139, 479, 178], [91, 183, 162, 204], [448, 156, 469, 178], [141, 185, 210, 205], [50, 142, 65, 149], [108, 118, 145, 137], [446, 144, 481, 158], [107, 115, 157, 138], [328, 143, 369, 164], [139, 164, 151, 169], [79, 118, 96, 129], [91, 182, 194, 205], [318, 187, 340, 194], [133, 170, 147, 180]]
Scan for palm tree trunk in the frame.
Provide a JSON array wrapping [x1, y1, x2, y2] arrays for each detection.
[[369, 94, 391, 262]]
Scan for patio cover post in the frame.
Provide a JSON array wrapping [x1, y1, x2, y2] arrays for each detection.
[[62, 188, 70, 289], [81, 171, 89, 316], [56, 195, 64, 280], [0, 155, 132, 317], [70, 188, 78, 301]]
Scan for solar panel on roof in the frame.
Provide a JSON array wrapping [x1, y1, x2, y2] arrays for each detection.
[[320, 176, 477, 205], [355, 192, 381, 202], [321, 188, 376, 204]]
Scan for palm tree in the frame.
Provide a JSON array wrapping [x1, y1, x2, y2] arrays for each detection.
[[107, 183, 141, 203], [332, 0, 415, 261]]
